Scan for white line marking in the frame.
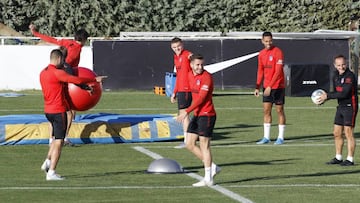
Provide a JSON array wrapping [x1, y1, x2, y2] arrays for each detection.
[[133, 146, 163, 159], [133, 146, 254, 203], [227, 184, 360, 188], [0, 186, 194, 190]]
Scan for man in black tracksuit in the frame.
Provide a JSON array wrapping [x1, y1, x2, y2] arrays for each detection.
[[320, 55, 358, 166]]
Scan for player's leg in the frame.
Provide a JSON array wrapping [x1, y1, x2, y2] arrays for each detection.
[[46, 112, 66, 180], [340, 106, 357, 166], [342, 126, 355, 165], [191, 116, 218, 187], [274, 88, 286, 144], [274, 104, 286, 145], [180, 108, 189, 140], [175, 92, 192, 148], [41, 122, 53, 172], [256, 101, 272, 144], [326, 124, 344, 164], [199, 136, 212, 181], [64, 110, 75, 146], [185, 132, 202, 159], [333, 124, 344, 156]]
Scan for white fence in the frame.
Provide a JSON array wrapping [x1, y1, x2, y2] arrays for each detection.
[[0, 45, 92, 90]]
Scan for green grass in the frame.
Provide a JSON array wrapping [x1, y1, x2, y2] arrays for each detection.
[[1, 89, 360, 203]]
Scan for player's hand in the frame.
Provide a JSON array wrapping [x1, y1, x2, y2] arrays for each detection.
[[318, 93, 327, 104], [254, 89, 260, 97], [86, 85, 94, 95], [95, 76, 107, 82], [29, 24, 36, 33], [263, 87, 271, 96], [170, 93, 177, 103], [176, 111, 187, 123]]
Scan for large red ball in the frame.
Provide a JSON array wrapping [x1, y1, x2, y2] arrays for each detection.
[[67, 67, 102, 111]]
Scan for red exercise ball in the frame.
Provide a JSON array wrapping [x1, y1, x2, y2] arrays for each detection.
[[67, 67, 102, 111]]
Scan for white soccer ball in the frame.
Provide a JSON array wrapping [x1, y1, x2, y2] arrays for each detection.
[[311, 89, 326, 105]]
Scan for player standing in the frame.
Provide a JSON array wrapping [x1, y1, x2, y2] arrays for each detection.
[[170, 37, 193, 148], [254, 31, 286, 145], [40, 49, 106, 180], [29, 23, 89, 145], [319, 55, 358, 166], [177, 54, 220, 187]]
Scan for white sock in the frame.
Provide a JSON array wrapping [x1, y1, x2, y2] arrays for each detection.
[[45, 158, 51, 166], [183, 132, 187, 144], [278, 124, 285, 140], [347, 156, 354, 162], [211, 162, 216, 170], [204, 167, 212, 182], [335, 154, 342, 161], [48, 169, 55, 175], [264, 123, 271, 139]]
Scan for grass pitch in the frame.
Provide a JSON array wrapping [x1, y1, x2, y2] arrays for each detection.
[[1, 89, 360, 203]]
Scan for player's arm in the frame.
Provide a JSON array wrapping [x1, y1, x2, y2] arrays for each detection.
[[254, 56, 264, 96], [186, 76, 211, 113], [29, 24, 60, 45], [327, 75, 355, 99], [255, 56, 264, 90], [53, 69, 96, 84]]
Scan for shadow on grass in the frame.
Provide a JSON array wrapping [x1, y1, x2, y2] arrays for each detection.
[[284, 133, 335, 142], [184, 158, 299, 172], [219, 169, 360, 184], [213, 123, 262, 141], [65, 170, 145, 179]]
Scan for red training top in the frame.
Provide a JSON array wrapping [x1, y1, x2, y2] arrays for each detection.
[[173, 49, 192, 94], [32, 31, 83, 67], [256, 46, 285, 89], [186, 70, 216, 116], [40, 64, 96, 113]]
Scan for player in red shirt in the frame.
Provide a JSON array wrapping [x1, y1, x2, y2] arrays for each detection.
[[40, 49, 106, 180], [29, 23, 89, 145], [177, 54, 220, 187], [170, 37, 193, 148], [254, 32, 286, 145], [29, 24, 88, 67]]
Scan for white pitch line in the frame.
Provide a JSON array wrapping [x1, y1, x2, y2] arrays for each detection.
[[0, 186, 194, 190], [2, 184, 359, 190], [133, 146, 254, 203], [227, 184, 360, 188]]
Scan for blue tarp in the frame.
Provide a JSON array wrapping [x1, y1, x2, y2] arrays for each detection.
[[0, 113, 183, 145]]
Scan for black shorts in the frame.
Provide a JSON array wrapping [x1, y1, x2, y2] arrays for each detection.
[[187, 115, 216, 138], [334, 105, 358, 127], [177, 92, 192, 110], [45, 112, 67, 139], [263, 88, 285, 105]]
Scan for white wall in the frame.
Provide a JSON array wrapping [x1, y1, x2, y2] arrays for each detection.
[[0, 45, 92, 90]]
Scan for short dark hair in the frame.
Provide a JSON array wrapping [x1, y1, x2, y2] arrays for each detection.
[[50, 49, 63, 60], [262, 31, 273, 38], [190, 54, 204, 62], [171, 37, 182, 44], [74, 29, 89, 42], [334, 54, 346, 61]]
